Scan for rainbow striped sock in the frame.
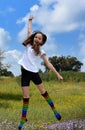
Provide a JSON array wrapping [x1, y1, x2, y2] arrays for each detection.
[[18, 98, 29, 130], [42, 91, 61, 120]]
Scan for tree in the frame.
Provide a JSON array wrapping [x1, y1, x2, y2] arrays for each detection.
[[66, 56, 83, 71], [0, 49, 14, 76], [41, 55, 83, 72]]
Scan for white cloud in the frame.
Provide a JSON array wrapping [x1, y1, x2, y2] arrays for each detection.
[[0, 28, 11, 49], [30, 4, 39, 12], [5, 50, 22, 62], [79, 33, 85, 72], [35, 0, 85, 33], [17, 0, 85, 39], [3, 50, 22, 76], [42, 35, 58, 57], [16, 0, 85, 73], [17, 25, 28, 42]]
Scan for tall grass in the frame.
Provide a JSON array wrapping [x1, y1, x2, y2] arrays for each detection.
[[40, 71, 85, 82], [0, 77, 85, 129]]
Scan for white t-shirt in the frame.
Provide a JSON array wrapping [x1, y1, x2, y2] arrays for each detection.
[[18, 44, 45, 72]]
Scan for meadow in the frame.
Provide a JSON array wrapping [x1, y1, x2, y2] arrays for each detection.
[[0, 76, 85, 129]]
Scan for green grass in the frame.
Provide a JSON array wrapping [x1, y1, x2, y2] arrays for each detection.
[[0, 77, 85, 129]]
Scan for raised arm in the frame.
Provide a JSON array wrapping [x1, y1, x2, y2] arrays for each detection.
[[28, 15, 34, 36]]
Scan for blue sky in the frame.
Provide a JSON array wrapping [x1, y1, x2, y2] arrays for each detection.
[[0, 0, 85, 76]]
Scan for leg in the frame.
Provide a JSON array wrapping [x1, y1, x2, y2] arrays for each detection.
[[18, 86, 30, 130], [37, 83, 61, 120], [22, 86, 30, 98]]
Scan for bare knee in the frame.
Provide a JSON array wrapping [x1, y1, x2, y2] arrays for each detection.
[[37, 83, 46, 94], [22, 86, 30, 98]]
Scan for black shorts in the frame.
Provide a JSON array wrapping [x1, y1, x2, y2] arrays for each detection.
[[21, 67, 42, 87]]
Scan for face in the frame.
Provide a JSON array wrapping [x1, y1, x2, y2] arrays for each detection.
[[33, 33, 43, 46]]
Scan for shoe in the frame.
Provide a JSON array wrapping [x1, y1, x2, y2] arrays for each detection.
[[18, 126, 21, 130], [55, 113, 61, 120], [18, 118, 28, 130]]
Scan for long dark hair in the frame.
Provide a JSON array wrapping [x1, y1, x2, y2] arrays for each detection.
[[22, 31, 47, 55]]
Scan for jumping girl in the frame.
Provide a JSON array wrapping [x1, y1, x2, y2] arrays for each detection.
[[18, 15, 63, 130]]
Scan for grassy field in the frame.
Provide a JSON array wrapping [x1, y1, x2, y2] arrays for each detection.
[[0, 77, 85, 129]]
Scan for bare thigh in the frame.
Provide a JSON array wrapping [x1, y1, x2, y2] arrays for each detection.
[[22, 86, 30, 98]]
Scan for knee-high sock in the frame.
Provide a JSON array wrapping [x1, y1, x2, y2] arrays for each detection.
[[18, 98, 29, 130], [42, 91, 61, 120]]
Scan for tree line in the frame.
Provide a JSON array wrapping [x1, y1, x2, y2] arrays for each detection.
[[41, 55, 83, 72]]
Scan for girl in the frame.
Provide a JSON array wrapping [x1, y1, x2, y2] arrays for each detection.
[[18, 15, 63, 130]]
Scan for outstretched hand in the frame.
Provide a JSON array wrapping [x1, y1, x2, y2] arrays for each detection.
[[57, 75, 63, 81]]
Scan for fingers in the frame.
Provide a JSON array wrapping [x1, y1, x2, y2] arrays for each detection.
[[58, 76, 63, 80]]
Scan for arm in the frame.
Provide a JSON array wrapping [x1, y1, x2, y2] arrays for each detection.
[[28, 15, 34, 36], [41, 54, 63, 80]]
